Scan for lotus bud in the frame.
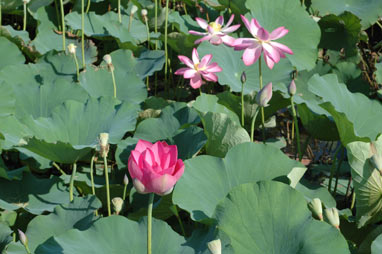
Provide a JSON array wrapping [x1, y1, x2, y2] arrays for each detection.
[[288, 80, 296, 96], [130, 5, 138, 15], [112, 197, 124, 215], [103, 54, 112, 65], [67, 43, 77, 55], [207, 239, 221, 254], [133, 178, 148, 194], [308, 198, 323, 221], [123, 174, 129, 185], [256, 82, 273, 107], [141, 9, 148, 21], [18, 229, 28, 246], [324, 207, 340, 229], [23, 0, 30, 4], [99, 133, 110, 158], [241, 71, 246, 84]]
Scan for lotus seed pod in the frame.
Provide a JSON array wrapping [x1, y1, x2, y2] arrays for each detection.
[[308, 198, 323, 221], [123, 174, 129, 185], [324, 207, 340, 229], [256, 82, 273, 107], [207, 239, 222, 254], [288, 80, 296, 96], [103, 54, 112, 65], [23, 0, 30, 4], [241, 71, 246, 84], [67, 43, 77, 55], [99, 133, 110, 157], [130, 5, 138, 15], [112, 197, 124, 215], [133, 178, 148, 194], [18, 229, 28, 246], [141, 9, 148, 17]]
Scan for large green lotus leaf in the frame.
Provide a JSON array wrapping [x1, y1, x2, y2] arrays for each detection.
[[197, 42, 293, 94], [218, 0, 247, 15], [201, 112, 250, 157], [214, 181, 349, 254], [168, 12, 200, 34], [0, 37, 25, 70], [372, 234, 382, 254], [37, 216, 193, 253], [0, 222, 12, 253], [347, 136, 382, 227], [332, 61, 369, 95], [308, 73, 382, 145], [173, 142, 306, 221], [0, 115, 31, 149], [166, 32, 197, 54], [0, 25, 30, 49], [376, 62, 382, 84], [21, 97, 140, 163], [65, 12, 147, 45], [0, 81, 15, 117], [311, 0, 382, 29], [79, 49, 147, 104], [318, 12, 361, 57], [135, 50, 165, 79], [6, 196, 101, 254], [295, 178, 336, 208], [0, 156, 27, 180], [192, 93, 240, 125], [245, 0, 321, 71], [0, 173, 70, 214]]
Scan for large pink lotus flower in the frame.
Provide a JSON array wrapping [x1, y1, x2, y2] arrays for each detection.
[[128, 140, 184, 196], [174, 48, 222, 89], [189, 14, 241, 46], [233, 15, 293, 69]]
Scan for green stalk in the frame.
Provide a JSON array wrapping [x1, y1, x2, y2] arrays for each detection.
[[85, 0, 91, 13], [241, 81, 245, 127], [351, 192, 356, 210], [144, 17, 150, 48], [103, 155, 111, 216], [90, 154, 98, 216], [52, 162, 66, 175], [0, 0, 2, 26], [110, 67, 117, 98], [147, 193, 154, 254], [290, 97, 301, 160], [164, 0, 169, 92], [250, 107, 260, 142], [122, 182, 127, 200], [59, 0, 66, 51], [54, 0, 61, 30], [328, 145, 341, 193], [128, 13, 133, 32], [333, 146, 345, 195], [258, 58, 265, 143], [154, 0, 158, 49], [81, 0, 85, 68], [24, 245, 31, 254], [72, 53, 80, 82], [69, 163, 77, 202], [23, 2, 27, 31], [170, 205, 186, 236], [118, 0, 121, 23]]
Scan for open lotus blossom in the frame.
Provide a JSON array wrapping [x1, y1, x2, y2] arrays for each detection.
[[128, 140, 185, 196], [189, 14, 241, 46], [175, 48, 222, 89], [234, 15, 293, 69]]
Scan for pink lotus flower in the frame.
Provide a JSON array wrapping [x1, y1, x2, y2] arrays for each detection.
[[189, 14, 241, 46], [128, 140, 184, 196], [234, 15, 293, 69], [175, 48, 222, 89]]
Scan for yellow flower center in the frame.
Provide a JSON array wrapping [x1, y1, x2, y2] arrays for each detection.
[[208, 22, 222, 33], [194, 63, 206, 71]]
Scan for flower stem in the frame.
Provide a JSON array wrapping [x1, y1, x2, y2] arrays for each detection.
[[122, 181, 127, 200], [110, 67, 117, 98], [328, 145, 341, 193], [258, 58, 266, 143], [250, 107, 260, 142], [144, 17, 150, 48], [81, 0, 85, 69], [54, 0, 61, 30], [69, 163, 77, 202], [73, 54, 80, 82], [103, 155, 111, 216], [154, 0, 158, 49], [52, 162, 66, 175], [164, 0, 170, 92], [90, 154, 98, 216], [147, 193, 154, 254], [59, 0, 66, 51], [290, 97, 301, 160], [85, 0, 91, 13], [24, 245, 31, 254], [241, 81, 245, 127], [128, 13, 133, 32], [333, 146, 345, 195], [23, 2, 27, 31], [117, 0, 121, 23]]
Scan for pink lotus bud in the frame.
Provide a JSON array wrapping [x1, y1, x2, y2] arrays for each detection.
[[256, 82, 273, 107], [288, 80, 296, 96], [324, 207, 340, 229], [207, 239, 221, 254], [241, 71, 246, 84], [123, 174, 129, 185], [18, 229, 28, 246], [128, 140, 185, 196]]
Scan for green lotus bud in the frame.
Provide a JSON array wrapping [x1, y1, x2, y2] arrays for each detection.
[[103, 54, 112, 65], [324, 207, 340, 229], [18, 229, 28, 246], [112, 197, 124, 215], [99, 133, 110, 157], [256, 82, 273, 107], [288, 80, 296, 96], [130, 5, 138, 15], [67, 43, 77, 55], [207, 239, 221, 254], [123, 174, 129, 185], [241, 71, 246, 84], [141, 9, 148, 17], [308, 198, 323, 221]]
